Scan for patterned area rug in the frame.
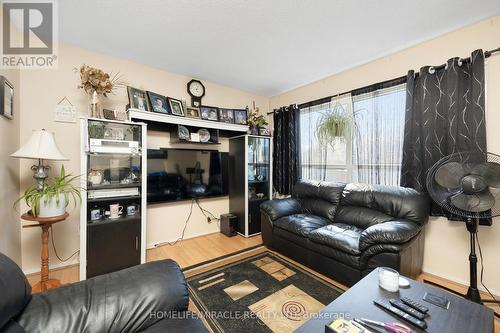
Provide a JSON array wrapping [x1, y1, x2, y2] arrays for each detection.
[[185, 250, 343, 333]]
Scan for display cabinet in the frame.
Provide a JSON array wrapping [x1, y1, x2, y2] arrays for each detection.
[[229, 135, 272, 237], [80, 118, 147, 280]]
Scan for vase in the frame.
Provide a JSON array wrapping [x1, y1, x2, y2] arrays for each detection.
[[88, 90, 103, 118], [249, 126, 259, 135]]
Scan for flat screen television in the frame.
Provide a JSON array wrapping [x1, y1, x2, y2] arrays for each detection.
[[147, 148, 229, 203]]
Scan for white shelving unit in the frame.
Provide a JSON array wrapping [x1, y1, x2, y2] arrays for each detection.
[[128, 108, 249, 133], [79, 117, 147, 281]]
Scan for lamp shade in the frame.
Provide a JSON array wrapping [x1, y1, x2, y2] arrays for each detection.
[[11, 129, 68, 161]]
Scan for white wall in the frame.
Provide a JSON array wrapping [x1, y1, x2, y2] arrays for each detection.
[[270, 16, 500, 293], [18, 43, 269, 273], [0, 68, 21, 265]]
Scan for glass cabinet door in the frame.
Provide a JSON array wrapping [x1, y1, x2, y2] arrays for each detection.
[[248, 136, 270, 201]]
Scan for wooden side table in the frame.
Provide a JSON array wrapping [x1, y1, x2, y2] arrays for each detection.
[[21, 212, 69, 293]]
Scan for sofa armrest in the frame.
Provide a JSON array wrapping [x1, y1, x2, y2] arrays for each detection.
[[260, 198, 303, 221], [359, 220, 422, 251], [18, 259, 189, 333]]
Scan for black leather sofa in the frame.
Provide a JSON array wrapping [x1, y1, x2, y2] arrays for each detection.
[[0, 253, 207, 333], [260, 181, 430, 287]]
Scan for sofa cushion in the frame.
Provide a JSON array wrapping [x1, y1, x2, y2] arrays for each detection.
[[340, 183, 430, 224], [307, 241, 360, 268], [0, 253, 31, 331], [334, 206, 393, 229], [308, 223, 363, 255], [293, 180, 346, 220], [274, 214, 330, 237]]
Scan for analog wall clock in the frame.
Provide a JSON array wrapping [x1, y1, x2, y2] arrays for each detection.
[[187, 79, 205, 107]]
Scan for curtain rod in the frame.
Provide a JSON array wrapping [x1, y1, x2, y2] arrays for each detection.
[[268, 46, 500, 115], [429, 46, 500, 72]]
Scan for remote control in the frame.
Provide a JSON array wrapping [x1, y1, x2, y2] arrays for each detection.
[[401, 296, 429, 313], [373, 300, 427, 330], [389, 299, 426, 320]]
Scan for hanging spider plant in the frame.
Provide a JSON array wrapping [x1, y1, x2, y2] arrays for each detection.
[[316, 102, 353, 148]]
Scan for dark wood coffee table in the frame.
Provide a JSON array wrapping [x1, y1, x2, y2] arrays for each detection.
[[295, 270, 493, 333]]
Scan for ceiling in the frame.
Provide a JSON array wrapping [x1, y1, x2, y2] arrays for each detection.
[[58, 0, 500, 96]]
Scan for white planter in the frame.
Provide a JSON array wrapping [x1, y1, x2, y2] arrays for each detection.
[[38, 193, 67, 218]]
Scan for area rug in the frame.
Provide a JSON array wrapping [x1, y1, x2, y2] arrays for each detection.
[[184, 249, 344, 333]]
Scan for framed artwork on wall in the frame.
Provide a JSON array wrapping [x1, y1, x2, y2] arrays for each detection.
[[0, 76, 14, 119]]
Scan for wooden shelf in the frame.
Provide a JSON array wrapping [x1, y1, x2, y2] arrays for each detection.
[[128, 108, 249, 133]]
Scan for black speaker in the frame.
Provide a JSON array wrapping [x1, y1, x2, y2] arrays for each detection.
[[220, 213, 237, 237]]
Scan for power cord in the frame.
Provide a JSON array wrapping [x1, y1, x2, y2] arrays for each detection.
[[155, 199, 195, 247], [195, 198, 221, 227], [49, 225, 79, 262], [155, 199, 222, 247], [475, 232, 500, 319]]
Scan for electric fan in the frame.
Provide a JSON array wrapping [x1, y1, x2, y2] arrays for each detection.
[[426, 151, 500, 305]]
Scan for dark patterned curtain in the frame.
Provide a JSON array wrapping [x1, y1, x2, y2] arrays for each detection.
[[273, 105, 300, 195], [400, 49, 487, 215]]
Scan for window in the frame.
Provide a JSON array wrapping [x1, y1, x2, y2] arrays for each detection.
[[300, 94, 352, 182], [299, 81, 406, 186]]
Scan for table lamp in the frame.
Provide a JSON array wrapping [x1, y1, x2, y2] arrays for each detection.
[[11, 129, 68, 190]]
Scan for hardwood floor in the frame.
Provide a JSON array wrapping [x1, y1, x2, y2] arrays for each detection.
[[26, 232, 499, 330], [26, 232, 262, 286]]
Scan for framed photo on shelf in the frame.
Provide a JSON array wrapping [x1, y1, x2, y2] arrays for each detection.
[[200, 106, 219, 121], [186, 106, 200, 119], [168, 97, 185, 116], [147, 91, 170, 114], [233, 109, 247, 125], [218, 108, 234, 124], [259, 128, 271, 136], [127, 86, 149, 111], [0, 76, 14, 119]]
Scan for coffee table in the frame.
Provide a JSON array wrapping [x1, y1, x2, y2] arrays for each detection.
[[295, 269, 494, 333]]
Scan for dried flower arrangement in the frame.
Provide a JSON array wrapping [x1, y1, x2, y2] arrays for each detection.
[[77, 65, 126, 97]]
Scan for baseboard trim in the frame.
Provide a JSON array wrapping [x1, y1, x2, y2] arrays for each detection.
[[25, 263, 79, 278], [147, 230, 220, 249], [422, 270, 500, 298]]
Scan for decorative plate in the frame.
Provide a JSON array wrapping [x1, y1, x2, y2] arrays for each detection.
[[178, 126, 190, 140], [198, 129, 210, 142]]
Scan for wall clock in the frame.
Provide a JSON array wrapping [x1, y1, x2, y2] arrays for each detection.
[[187, 79, 205, 107]]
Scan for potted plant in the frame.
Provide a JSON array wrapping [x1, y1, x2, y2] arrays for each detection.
[[247, 109, 269, 135], [16, 165, 81, 218], [316, 104, 352, 147]]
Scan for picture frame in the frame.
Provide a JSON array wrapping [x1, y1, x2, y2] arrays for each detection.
[[233, 109, 248, 125], [147, 91, 170, 114], [200, 106, 219, 121], [185, 106, 201, 119], [218, 108, 234, 124], [127, 86, 150, 111], [0, 76, 14, 119], [259, 128, 271, 136], [168, 97, 185, 116]]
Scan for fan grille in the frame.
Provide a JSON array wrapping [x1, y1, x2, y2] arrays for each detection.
[[426, 151, 500, 219]]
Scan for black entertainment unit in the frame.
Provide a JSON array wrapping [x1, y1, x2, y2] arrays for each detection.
[[147, 148, 229, 203]]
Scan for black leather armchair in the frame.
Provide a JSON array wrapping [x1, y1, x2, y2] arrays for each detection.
[[261, 181, 430, 286], [0, 253, 207, 333]]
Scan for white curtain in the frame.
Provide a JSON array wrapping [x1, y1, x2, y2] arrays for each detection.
[[352, 83, 406, 186], [300, 93, 352, 182]]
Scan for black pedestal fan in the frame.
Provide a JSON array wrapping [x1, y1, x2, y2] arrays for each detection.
[[426, 151, 500, 310]]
